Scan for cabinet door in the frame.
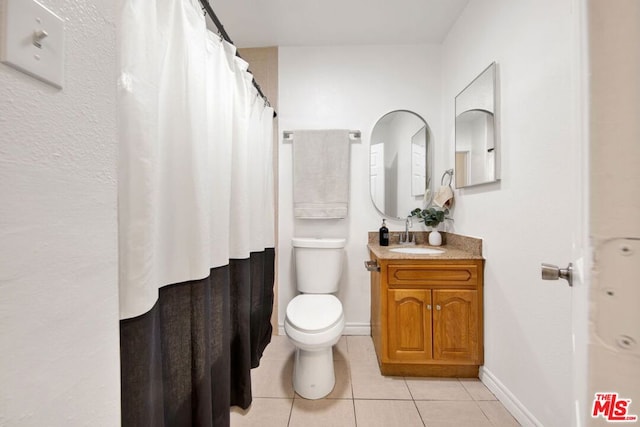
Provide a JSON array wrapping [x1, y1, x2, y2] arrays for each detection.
[[432, 290, 479, 362], [387, 289, 432, 361]]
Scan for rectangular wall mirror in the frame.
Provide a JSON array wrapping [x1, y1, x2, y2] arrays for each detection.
[[455, 62, 499, 188]]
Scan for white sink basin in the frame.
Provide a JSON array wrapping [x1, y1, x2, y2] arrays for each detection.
[[389, 247, 445, 255]]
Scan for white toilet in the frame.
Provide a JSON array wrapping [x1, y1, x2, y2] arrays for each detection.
[[284, 237, 346, 399]]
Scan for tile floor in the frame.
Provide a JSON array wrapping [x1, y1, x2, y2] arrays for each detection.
[[230, 335, 520, 427]]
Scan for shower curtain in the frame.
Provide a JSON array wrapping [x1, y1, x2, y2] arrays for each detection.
[[117, 0, 275, 425]]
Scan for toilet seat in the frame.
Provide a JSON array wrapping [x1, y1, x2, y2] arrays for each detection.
[[286, 294, 343, 333]]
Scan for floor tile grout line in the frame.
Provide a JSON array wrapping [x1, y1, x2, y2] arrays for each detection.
[[405, 375, 415, 401], [286, 395, 294, 427], [458, 377, 477, 402], [405, 375, 428, 427], [470, 399, 493, 425], [351, 397, 415, 401], [477, 400, 520, 427], [346, 336, 358, 427], [459, 377, 475, 401], [412, 396, 428, 427]]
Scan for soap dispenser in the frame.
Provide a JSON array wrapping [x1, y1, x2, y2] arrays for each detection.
[[379, 219, 389, 246]]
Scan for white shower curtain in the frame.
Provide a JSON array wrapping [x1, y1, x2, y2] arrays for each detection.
[[117, 0, 275, 425], [118, 0, 274, 320]]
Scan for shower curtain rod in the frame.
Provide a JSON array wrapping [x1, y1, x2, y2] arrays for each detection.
[[198, 0, 278, 118]]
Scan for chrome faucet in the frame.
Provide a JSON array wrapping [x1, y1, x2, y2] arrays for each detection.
[[399, 216, 414, 244]]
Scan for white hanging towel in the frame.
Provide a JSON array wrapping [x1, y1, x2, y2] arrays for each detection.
[[433, 186, 454, 209], [293, 129, 351, 218]]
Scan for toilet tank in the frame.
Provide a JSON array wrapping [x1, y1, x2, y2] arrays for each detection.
[[292, 237, 346, 294]]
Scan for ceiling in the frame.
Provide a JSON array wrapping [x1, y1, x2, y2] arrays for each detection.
[[207, 0, 471, 48]]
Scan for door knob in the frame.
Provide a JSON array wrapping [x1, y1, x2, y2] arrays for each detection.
[[541, 263, 573, 287]]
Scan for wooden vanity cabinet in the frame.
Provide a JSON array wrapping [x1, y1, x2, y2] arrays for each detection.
[[370, 254, 484, 377]]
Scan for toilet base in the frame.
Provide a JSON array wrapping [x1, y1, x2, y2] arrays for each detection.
[[292, 346, 335, 399]]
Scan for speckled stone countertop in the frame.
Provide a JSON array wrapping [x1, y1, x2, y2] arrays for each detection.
[[367, 231, 483, 260]]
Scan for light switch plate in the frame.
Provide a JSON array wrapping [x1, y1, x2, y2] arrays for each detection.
[[0, 0, 64, 88]]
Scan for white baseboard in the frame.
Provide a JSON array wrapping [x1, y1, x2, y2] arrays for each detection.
[[277, 322, 371, 336], [343, 323, 371, 336], [480, 366, 543, 427]]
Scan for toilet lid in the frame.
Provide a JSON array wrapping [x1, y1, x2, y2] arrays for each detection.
[[286, 295, 343, 333]]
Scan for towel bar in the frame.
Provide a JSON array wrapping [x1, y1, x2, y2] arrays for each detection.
[[283, 130, 361, 141]]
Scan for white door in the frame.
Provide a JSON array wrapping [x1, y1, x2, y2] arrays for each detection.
[[370, 143, 385, 211], [584, 1, 640, 426], [411, 142, 426, 196]]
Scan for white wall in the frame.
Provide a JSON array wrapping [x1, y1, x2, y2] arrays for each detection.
[[441, 0, 584, 426], [278, 44, 442, 334], [0, 1, 120, 425]]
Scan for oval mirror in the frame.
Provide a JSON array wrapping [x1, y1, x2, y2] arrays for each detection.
[[369, 110, 432, 220]]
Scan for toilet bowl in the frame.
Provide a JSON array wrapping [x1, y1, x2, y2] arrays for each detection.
[[285, 294, 345, 399], [285, 237, 346, 399]]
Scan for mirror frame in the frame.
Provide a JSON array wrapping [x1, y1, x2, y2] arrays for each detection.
[[454, 62, 500, 188], [369, 110, 433, 220]]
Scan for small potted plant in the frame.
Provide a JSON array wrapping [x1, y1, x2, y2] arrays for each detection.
[[410, 207, 450, 246]]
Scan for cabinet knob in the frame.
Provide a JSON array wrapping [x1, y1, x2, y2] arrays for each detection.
[[426, 304, 432, 310], [436, 305, 441, 311]]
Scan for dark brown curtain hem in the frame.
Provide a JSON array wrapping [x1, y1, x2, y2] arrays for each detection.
[[120, 248, 275, 427]]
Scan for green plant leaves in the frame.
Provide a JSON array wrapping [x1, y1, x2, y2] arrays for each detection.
[[409, 207, 450, 227]]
